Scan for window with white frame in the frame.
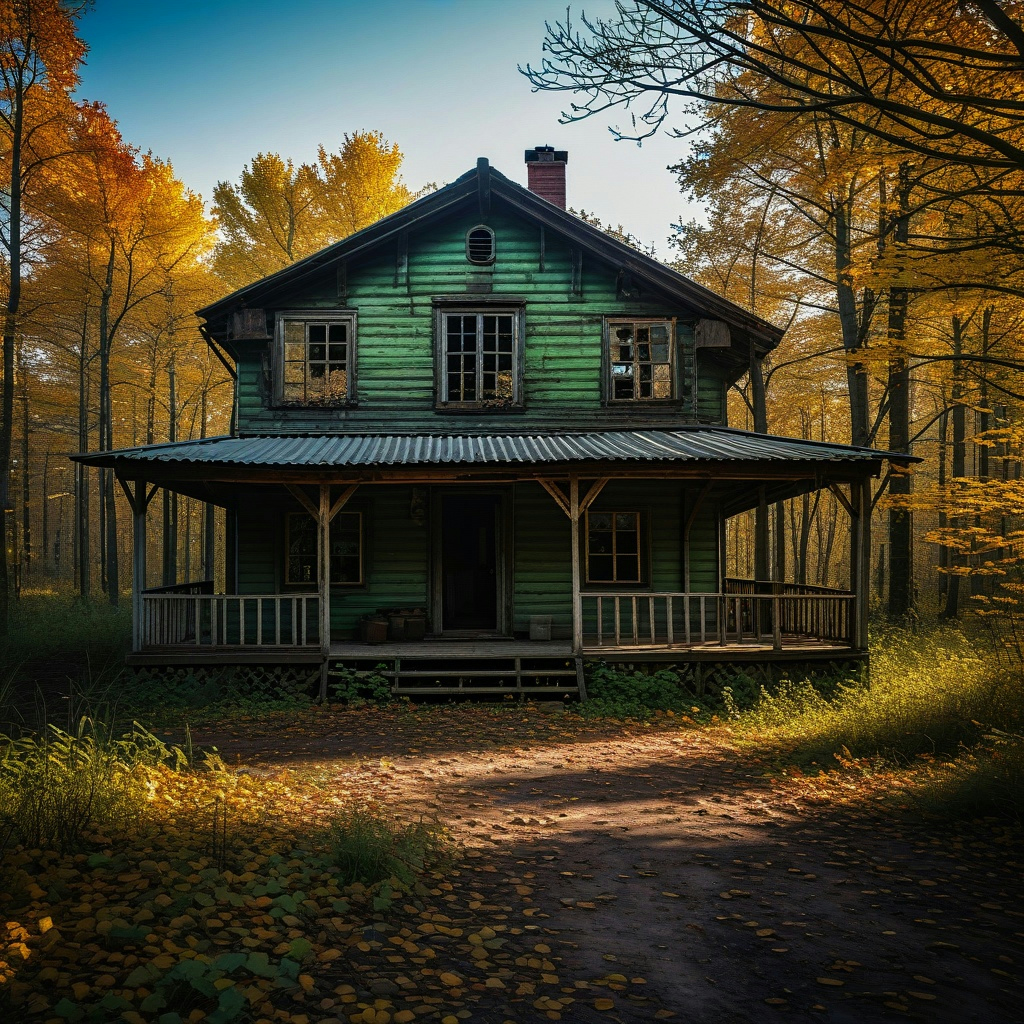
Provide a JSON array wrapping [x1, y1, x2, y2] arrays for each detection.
[[285, 511, 363, 586], [606, 319, 674, 402], [278, 313, 355, 405], [586, 510, 643, 584], [439, 310, 522, 407]]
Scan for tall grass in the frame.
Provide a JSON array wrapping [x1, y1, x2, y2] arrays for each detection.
[[0, 718, 187, 854], [0, 593, 131, 668], [725, 625, 1024, 818]]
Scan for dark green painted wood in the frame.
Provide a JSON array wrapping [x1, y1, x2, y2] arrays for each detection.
[[233, 480, 721, 640], [234, 202, 720, 434]]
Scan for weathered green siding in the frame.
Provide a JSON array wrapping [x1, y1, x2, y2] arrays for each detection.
[[233, 203, 730, 434], [234, 480, 721, 638], [513, 483, 572, 636]]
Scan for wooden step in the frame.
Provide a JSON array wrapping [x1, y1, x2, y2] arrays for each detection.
[[328, 655, 585, 699]]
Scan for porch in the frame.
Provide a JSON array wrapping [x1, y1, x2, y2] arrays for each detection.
[[131, 579, 857, 661]]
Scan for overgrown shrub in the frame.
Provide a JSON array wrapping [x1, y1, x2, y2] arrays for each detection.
[[0, 718, 188, 854], [127, 665, 316, 722], [325, 804, 451, 886], [328, 665, 392, 706]]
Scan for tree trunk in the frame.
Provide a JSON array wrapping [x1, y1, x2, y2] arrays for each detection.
[[937, 404, 949, 598], [886, 163, 914, 619], [834, 202, 870, 447], [77, 309, 90, 598], [98, 239, 119, 606], [20, 357, 30, 587], [941, 316, 967, 619], [0, 84, 25, 635]]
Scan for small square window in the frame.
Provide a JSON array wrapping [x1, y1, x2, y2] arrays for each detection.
[[586, 510, 643, 584], [277, 312, 355, 406], [606, 319, 675, 402], [285, 511, 363, 586]]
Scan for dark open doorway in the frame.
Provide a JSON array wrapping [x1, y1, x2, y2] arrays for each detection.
[[440, 494, 500, 632]]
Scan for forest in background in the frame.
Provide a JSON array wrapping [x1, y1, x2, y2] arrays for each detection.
[[2, 0, 1023, 645], [530, 0, 1024, 642], [0, 2, 415, 637]]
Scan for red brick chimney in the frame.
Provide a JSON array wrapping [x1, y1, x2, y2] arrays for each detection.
[[525, 146, 568, 209]]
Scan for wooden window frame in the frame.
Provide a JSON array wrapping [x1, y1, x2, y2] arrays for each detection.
[[603, 317, 678, 405], [275, 310, 357, 407], [434, 305, 525, 411], [284, 510, 364, 587], [584, 509, 646, 586]]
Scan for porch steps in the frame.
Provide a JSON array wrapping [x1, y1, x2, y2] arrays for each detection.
[[328, 654, 585, 699]]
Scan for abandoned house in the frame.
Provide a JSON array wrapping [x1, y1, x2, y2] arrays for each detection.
[[73, 147, 909, 697]]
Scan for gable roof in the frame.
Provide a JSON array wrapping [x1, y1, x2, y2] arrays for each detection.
[[198, 158, 785, 354]]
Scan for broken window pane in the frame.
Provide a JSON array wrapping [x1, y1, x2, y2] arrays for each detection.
[[608, 320, 674, 402]]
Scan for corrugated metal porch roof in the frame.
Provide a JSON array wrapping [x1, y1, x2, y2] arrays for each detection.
[[72, 427, 910, 470]]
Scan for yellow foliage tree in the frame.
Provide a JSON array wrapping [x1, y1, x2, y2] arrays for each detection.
[[212, 131, 414, 289]]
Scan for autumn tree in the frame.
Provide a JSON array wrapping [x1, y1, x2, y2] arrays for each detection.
[[38, 103, 216, 604], [212, 131, 414, 289], [0, 0, 86, 633]]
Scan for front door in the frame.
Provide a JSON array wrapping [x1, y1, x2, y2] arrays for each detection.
[[440, 494, 500, 632]]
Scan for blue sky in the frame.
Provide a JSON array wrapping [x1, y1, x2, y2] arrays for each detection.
[[74, 0, 698, 256]]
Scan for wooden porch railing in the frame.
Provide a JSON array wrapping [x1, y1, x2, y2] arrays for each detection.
[[139, 592, 320, 649], [581, 590, 854, 649], [724, 577, 852, 597]]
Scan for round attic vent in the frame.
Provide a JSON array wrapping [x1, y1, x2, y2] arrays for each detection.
[[467, 226, 495, 265]]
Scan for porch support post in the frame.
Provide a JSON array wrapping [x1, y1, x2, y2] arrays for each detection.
[[537, 475, 606, 656], [718, 504, 728, 645], [570, 475, 582, 654], [120, 477, 156, 654], [313, 483, 359, 699], [318, 484, 331, 699], [849, 477, 871, 650], [133, 481, 146, 653]]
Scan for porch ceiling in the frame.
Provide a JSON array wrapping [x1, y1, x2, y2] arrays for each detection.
[[72, 427, 910, 491]]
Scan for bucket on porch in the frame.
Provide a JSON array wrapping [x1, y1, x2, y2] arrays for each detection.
[[360, 616, 388, 644], [404, 611, 427, 641], [387, 614, 406, 641], [529, 615, 553, 641]]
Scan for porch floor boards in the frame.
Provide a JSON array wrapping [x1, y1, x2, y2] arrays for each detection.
[[128, 635, 861, 667], [329, 639, 573, 659]]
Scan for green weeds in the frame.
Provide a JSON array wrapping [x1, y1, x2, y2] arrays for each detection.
[[325, 803, 452, 888], [580, 663, 717, 719], [0, 719, 188, 855]]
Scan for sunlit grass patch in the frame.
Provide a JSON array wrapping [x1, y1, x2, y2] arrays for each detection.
[[0, 719, 188, 856], [725, 625, 1024, 819]]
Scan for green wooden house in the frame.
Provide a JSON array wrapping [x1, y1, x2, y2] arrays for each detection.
[[75, 148, 904, 697]]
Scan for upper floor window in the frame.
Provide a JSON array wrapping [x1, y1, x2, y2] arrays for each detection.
[[277, 312, 355, 406], [466, 225, 495, 264], [606, 319, 674, 402], [438, 309, 522, 408]]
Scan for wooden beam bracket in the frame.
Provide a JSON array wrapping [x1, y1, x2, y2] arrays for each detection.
[[828, 481, 855, 518], [286, 484, 320, 519]]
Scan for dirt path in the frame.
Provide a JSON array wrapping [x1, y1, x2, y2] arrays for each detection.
[[192, 704, 1023, 1023]]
